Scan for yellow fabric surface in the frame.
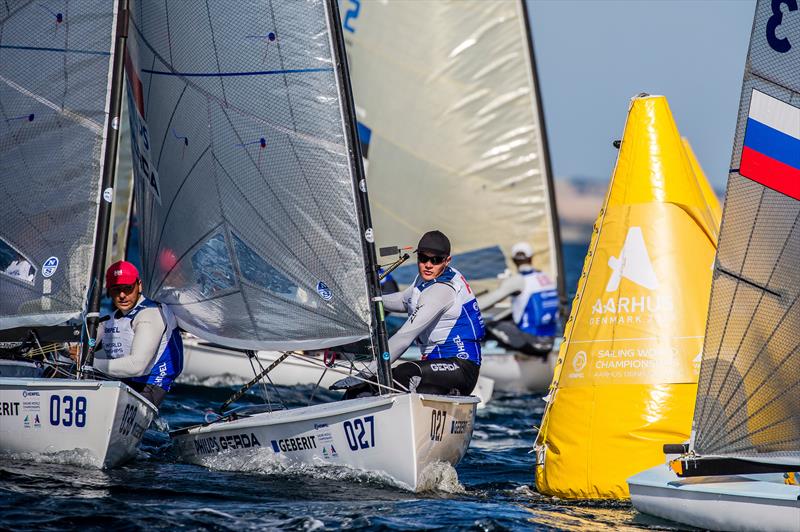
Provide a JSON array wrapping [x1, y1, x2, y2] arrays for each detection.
[[534, 95, 719, 499]]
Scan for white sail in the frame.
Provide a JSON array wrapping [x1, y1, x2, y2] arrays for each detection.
[[691, 0, 800, 466], [125, 0, 373, 351], [0, 4, 119, 329], [340, 0, 562, 293]]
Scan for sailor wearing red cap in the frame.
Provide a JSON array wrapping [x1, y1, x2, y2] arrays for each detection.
[[90, 260, 183, 406]]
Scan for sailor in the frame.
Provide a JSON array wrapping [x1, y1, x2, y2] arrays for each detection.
[[477, 242, 559, 358], [88, 260, 183, 406], [336, 230, 484, 397]]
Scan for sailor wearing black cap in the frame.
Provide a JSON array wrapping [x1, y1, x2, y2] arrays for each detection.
[[339, 230, 485, 397]]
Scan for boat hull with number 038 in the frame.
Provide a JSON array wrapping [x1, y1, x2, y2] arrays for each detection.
[[0, 378, 156, 467]]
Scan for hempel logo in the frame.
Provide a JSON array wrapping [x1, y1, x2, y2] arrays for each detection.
[[605, 227, 659, 292]]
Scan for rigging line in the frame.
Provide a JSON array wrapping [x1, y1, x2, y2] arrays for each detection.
[[261, 0, 356, 274], [717, 267, 783, 299], [213, 115, 355, 302], [0, 44, 110, 56], [203, 0, 227, 105], [147, 144, 211, 283], [696, 187, 766, 425], [0, 74, 102, 133], [128, 17, 347, 155], [701, 210, 799, 440], [285, 352, 404, 394], [141, 67, 333, 77], [751, 71, 800, 97]]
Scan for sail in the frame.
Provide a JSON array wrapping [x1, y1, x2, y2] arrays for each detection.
[[691, 0, 800, 466], [0, 4, 119, 330], [535, 95, 720, 498], [125, 0, 372, 351], [339, 0, 561, 294], [106, 98, 135, 266]]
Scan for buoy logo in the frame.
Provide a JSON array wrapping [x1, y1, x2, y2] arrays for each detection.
[[572, 351, 587, 372], [606, 227, 659, 292]]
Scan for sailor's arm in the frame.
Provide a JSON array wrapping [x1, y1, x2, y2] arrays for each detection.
[[476, 275, 524, 311], [382, 284, 412, 313], [92, 308, 165, 377], [387, 283, 454, 362]]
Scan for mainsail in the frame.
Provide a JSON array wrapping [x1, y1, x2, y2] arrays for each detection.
[[340, 0, 563, 296], [690, 0, 800, 466], [125, 0, 374, 351], [0, 4, 120, 329]]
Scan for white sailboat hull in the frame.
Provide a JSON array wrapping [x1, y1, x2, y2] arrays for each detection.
[[0, 377, 156, 468], [172, 393, 478, 491], [628, 465, 800, 532], [479, 351, 556, 393], [180, 337, 494, 408]]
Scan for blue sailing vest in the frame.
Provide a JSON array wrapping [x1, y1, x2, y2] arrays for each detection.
[[511, 270, 559, 336], [407, 267, 484, 364], [99, 298, 184, 391]]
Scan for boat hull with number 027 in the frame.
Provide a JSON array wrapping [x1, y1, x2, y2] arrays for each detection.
[[0, 378, 157, 468], [171, 393, 478, 491]]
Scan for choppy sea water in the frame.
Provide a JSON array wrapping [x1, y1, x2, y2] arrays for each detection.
[[0, 383, 683, 531], [1, 244, 688, 530]]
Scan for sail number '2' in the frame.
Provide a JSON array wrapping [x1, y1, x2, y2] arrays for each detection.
[[343, 415, 375, 451], [49, 395, 87, 427], [431, 409, 447, 442], [342, 0, 360, 33], [766, 0, 797, 53]]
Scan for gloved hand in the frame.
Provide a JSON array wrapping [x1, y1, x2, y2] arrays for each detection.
[[329, 361, 377, 390]]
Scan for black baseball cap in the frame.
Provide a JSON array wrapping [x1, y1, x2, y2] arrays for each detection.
[[417, 230, 451, 256]]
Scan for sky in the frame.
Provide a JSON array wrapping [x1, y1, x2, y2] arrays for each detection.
[[528, 0, 756, 192]]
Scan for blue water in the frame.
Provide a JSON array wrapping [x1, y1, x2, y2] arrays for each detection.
[[0, 243, 683, 530]]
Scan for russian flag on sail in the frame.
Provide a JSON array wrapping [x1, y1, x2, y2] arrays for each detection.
[[739, 89, 800, 200]]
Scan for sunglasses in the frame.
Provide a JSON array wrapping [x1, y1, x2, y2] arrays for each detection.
[[417, 253, 447, 265]]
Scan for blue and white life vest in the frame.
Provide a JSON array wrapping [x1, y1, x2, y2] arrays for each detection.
[[406, 267, 484, 364], [511, 270, 559, 336], [98, 298, 183, 390]]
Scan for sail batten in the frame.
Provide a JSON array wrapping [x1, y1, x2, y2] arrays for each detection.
[[691, 0, 800, 464], [126, 0, 372, 351]]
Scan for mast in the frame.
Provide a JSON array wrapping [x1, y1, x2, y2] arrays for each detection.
[[83, 0, 130, 369], [520, 0, 567, 313], [327, 0, 393, 391]]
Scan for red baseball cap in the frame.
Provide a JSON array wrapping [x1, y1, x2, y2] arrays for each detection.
[[106, 260, 139, 288]]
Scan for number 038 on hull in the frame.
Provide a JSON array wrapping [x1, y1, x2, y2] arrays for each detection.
[[0, 378, 157, 468], [171, 393, 478, 491]]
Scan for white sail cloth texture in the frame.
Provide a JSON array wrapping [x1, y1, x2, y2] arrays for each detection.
[[691, 0, 800, 466], [341, 0, 558, 292], [0, 3, 117, 329], [125, 0, 371, 351]]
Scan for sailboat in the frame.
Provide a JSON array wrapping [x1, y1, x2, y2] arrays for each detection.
[[628, 1, 800, 529], [0, 1, 156, 467], [123, 0, 477, 490], [334, 0, 565, 393]]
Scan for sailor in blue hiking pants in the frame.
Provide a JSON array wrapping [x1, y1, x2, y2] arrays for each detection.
[[335, 231, 484, 397]]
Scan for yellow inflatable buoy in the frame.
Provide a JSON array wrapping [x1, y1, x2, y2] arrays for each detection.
[[534, 94, 720, 499]]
